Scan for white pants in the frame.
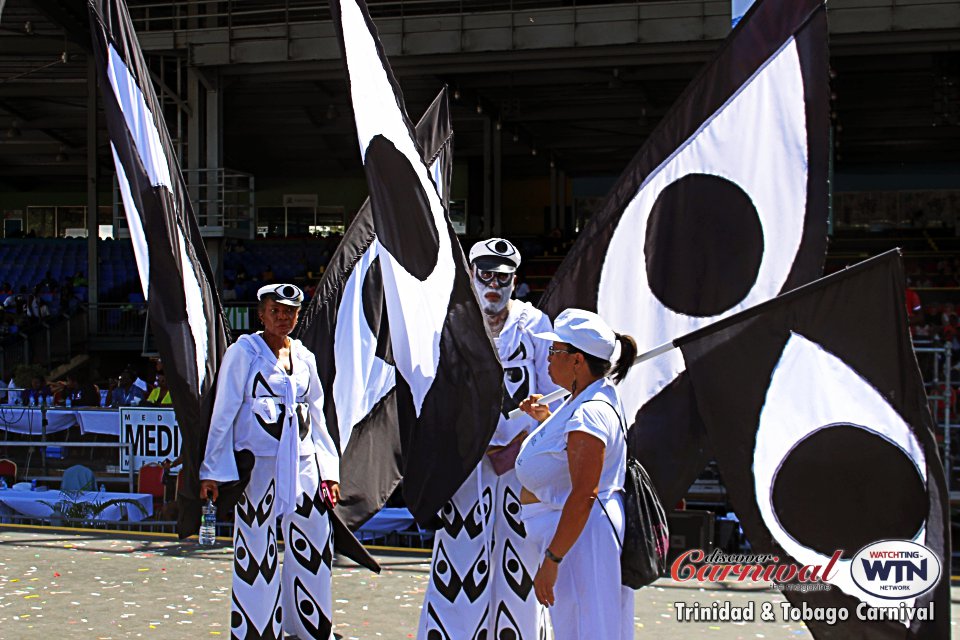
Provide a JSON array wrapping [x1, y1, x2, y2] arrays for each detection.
[[418, 459, 550, 639], [522, 494, 634, 640], [230, 454, 333, 640]]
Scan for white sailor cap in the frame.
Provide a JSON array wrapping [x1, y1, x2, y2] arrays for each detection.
[[468, 238, 521, 273], [257, 283, 304, 307]]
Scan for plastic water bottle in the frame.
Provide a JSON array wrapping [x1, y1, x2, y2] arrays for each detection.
[[0, 478, 7, 490], [65, 396, 72, 408], [30, 478, 37, 491], [99, 483, 106, 494], [198, 499, 217, 545]]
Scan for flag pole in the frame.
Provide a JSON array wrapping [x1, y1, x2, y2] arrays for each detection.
[[506, 338, 677, 419]]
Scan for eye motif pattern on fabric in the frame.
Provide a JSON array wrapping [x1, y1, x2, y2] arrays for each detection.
[[236, 480, 276, 528], [461, 547, 490, 602], [501, 485, 526, 537], [502, 538, 535, 599], [288, 520, 324, 574], [294, 576, 332, 639], [294, 483, 329, 519], [494, 602, 524, 640], [233, 526, 278, 586], [424, 602, 454, 639], [251, 373, 285, 441], [462, 487, 493, 538], [500, 343, 531, 418], [231, 589, 283, 640], [432, 540, 465, 603]]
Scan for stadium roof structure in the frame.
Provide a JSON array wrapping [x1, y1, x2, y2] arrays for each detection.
[[1, 0, 958, 192]]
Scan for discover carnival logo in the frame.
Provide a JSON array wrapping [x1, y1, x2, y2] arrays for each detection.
[[672, 539, 942, 625], [850, 539, 941, 600]]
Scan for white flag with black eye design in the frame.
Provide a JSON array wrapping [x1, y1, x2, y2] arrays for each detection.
[[87, 0, 230, 538], [677, 250, 949, 640], [330, 0, 502, 526], [537, 0, 829, 508], [296, 88, 455, 529]]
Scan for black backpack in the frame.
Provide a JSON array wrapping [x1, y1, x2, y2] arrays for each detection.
[[590, 400, 670, 589]]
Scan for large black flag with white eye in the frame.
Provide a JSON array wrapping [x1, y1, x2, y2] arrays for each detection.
[[330, 0, 502, 526], [87, 0, 230, 538], [537, 0, 830, 508], [296, 88, 454, 530], [677, 250, 949, 640]]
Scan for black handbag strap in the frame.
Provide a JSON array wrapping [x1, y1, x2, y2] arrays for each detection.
[[581, 398, 628, 551]]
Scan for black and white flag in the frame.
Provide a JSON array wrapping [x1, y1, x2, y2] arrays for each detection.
[[677, 250, 950, 640], [87, 0, 230, 537], [296, 88, 454, 529], [330, 0, 502, 526], [538, 0, 829, 507]]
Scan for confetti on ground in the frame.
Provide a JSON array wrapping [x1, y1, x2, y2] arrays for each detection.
[[0, 528, 957, 638]]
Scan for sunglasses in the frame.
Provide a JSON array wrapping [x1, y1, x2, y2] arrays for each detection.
[[476, 271, 514, 286], [548, 346, 575, 356]]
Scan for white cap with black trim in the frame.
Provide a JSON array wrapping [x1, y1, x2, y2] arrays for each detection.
[[469, 238, 521, 273], [256, 283, 304, 308]]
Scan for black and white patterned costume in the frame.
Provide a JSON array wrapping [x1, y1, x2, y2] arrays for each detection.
[[418, 300, 559, 639], [201, 333, 340, 640]]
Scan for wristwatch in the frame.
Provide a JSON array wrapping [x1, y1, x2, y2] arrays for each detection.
[[544, 548, 564, 564]]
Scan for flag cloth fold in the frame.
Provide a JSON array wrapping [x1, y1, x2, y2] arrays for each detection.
[[537, 0, 830, 508], [296, 88, 454, 529], [330, 0, 502, 526], [677, 250, 949, 640], [87, 0, 229, 539]]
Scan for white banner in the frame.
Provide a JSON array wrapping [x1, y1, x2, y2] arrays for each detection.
[[119, 407, 182, 472]]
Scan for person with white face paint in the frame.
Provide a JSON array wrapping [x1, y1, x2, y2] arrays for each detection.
[[200, 283, 341, 640], [417, 238, 561, 639]]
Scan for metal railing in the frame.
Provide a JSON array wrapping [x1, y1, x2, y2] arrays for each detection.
[[126, 0, 683, 32], [88, 302, 149, 337], [113, 167, 255, 236], [0, 311, 88, 372], [914, 340, 955, 491]]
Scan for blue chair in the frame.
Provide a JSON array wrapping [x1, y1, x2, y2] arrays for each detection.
[[61, 464, 96, 492]]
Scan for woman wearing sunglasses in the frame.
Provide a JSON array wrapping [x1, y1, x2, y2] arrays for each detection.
[[515, 308, 639, 640], [199, 283, 341, 639], [418, 238, 561, 640]]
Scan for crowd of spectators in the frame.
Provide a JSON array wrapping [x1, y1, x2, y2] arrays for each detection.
[[0, 359, 173, 410], [0, 271, 86, 342]]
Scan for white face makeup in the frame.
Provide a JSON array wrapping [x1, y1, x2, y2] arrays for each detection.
[[472, 268, 515, 316]]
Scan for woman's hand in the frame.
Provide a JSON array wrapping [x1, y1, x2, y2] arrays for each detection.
[[534, 558, 560, 606], [519, 394, 551, 423], [199, 479, 219, 502]]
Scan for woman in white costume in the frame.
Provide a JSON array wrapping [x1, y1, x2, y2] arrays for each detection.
[[418, 238, 560, 640], [200, 283, 341, 640], [516, 308, 638, 640]]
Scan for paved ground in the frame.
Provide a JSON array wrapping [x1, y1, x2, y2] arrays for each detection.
[[0, 525, 956, 639]]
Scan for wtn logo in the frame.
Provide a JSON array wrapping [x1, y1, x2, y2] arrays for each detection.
[[851, 540, 941, 600], [861, 558, 927, 583]]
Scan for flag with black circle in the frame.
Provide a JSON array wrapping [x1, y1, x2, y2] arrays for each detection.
[[537, 0, 829, 508], [677, 250, 949, 640], [296, 87, 454, 529], [87, 0, 230, 538], [330, 0, 502, 526]]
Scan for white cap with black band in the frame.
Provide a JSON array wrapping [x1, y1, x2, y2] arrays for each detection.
[[468, 237, 521, 273], [257, 283, 304, 307]]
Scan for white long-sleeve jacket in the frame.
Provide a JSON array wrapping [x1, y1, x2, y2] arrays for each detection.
[[200, 333, 340, 486], [490, 300, 562, 446]]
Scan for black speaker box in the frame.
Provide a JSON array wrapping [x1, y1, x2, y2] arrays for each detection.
[[667, 509, 715, 564]]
